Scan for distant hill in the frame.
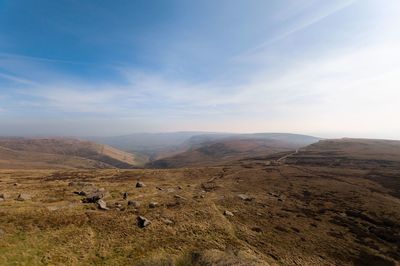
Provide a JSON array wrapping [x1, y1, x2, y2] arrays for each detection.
[[90, 132, 320, 162], [147, 133, 320, 168], [0, 138, 143, 169], [286, 138, 400, 168]]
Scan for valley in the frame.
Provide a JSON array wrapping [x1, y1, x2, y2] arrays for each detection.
[[0, 137, 399, 265]]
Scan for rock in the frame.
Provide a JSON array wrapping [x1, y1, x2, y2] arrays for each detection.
[[149, 202, 159, 208], [178, 186, 182, 190], [0, 193, 8, 201], [97, 199, 109, 210], [137, 216, 151, 228], [128, 200, 140, 208], [74, 191, 87, 196], [174, 194, 187, 200], [161, 218, 174, 225], [16, 193, 31, 201], [123, 192, 128, 200], [136, 182, 145, 188], [82, 192, 104, 203], [224, 210, 234, 217], [201, 182, 218, 192], [13, 183, 19, 186], [237, 194, 254, 201], [156, 186, 163, 191]]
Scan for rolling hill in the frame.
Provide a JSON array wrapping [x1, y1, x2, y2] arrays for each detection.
[[285, 138, 400, 168], [0, 138, 143, 169], [147, 134, 319, 168]]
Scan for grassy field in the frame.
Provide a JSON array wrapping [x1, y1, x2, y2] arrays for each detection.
[[0, 158, 399, 265]]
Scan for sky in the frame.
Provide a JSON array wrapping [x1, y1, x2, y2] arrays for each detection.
[[0, 0, 400, 138]]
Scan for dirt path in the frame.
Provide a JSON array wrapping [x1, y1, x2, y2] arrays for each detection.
[[277, 149, 299, 163]]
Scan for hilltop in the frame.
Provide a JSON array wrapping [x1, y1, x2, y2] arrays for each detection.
[[0, 138, 144, 169]]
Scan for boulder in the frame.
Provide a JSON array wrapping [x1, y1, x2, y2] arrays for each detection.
[[128, 200, 141, 208], [16, 193, 31, 201], [161, 218, 174, 225], [0, 193, 8, 201], [149, 202, 159, 208], [224, 210, 234, 217], [123, 192, 128, 200], [237, 194, 254, 201], [97, 199, 109, 210], [136, 182, 145, 188], [82, 192, 104, 203], [137, 216, 151, 228], [74, 191, 87, 196]]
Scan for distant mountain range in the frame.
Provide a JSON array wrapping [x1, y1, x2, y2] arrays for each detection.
[[88, 132, 321, 162]]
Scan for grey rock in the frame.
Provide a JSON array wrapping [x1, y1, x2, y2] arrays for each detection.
[[97, 199, 109, 210], [224, 210, 234, 217], [237, 194, 254, 201], [137, 216, 151, 228], [136, 182, 145, 188], [161, 218, 174, 225], [0, 193, 8, 201], [149, 202, 159, 208], [123, 192, 128, 199], [16, 193, 31, 201], [82, 192, 104, 203], [128, 200, 140, 208], [74, 191, 87, 196]]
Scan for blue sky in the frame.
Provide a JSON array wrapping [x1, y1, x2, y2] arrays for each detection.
[[0, 0, 400, 138]]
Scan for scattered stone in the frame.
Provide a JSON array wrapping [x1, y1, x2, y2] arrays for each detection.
[[115, 202, 122, 208], [74, 191, 87, 196], [137, 216, 151, 228], [224, 210, 234, 217], [16, 193, 31, 201], [156, 186, 163, 191], [82, 192, 104, 203], [0, 193, 8, 201], [13, 183, 19, 186], [161, 218, 174, 225], [123, 192, 128, 200], [128, 200, 140, 208], [174, 194, 187, 200], [201, 182, 218, 192], [178, 186, 182, 190], [97, 199, 109, 210], [149, 202, 159, 208], [166, 188, 175, 193], [237, 194, 254, 201], [136, 182, 145, 188]]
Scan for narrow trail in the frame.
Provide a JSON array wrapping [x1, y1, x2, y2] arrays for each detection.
[[277, 149, 299, 164]]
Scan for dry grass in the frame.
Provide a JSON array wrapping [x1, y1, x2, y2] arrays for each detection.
[[0, 160, 399, 265]]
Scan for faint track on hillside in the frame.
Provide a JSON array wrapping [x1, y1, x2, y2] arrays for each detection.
[[276, 149, 299, 164]]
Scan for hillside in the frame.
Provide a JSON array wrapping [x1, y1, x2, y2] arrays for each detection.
[[89, 132, 320, 162], [285, 138, 400, 168], [0, 137, 399, 265], [0, 138, 142, 169], [148, 137, 309, 168]]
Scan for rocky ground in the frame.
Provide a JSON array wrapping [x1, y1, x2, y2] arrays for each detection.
[[0, 159, 399, 265]]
